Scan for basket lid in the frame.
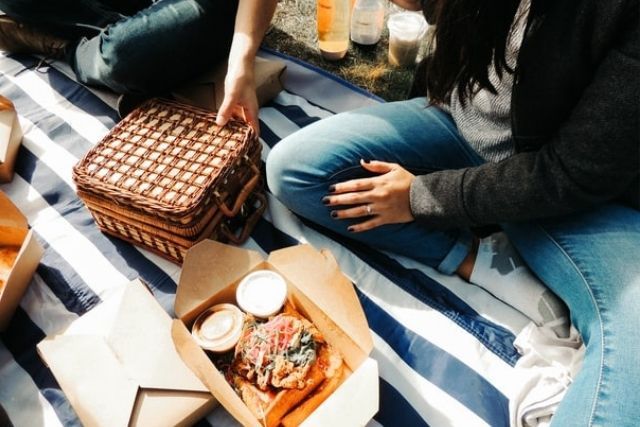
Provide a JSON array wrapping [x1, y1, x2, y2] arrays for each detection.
[[73, 98, 256, 215]]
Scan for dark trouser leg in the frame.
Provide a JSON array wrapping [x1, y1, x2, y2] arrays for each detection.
[[1, 0, 238, 95], [0, 0, 128, 36], [71, 0, 238, 94]]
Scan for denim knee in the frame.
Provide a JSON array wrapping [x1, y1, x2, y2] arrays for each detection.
[[267, 137, 327, 211], [266, 142, 297, 204]]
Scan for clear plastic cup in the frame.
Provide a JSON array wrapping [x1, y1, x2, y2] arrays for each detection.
[[387, 12, 428, 68]]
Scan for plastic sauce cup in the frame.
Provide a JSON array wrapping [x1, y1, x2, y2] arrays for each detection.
[[236, 270, 288, 318], [387, 12, 428, 67], [191, 303, 245, 353]]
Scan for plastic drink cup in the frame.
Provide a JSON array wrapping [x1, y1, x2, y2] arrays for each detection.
[[387, 12, 428, 67]]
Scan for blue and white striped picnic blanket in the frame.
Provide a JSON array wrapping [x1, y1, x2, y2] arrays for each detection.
[[0, 49, 542, 427]]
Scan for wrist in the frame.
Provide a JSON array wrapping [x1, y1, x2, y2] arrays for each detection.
[[228, 32, 259, 67], [225, 59, 255, 87], [456, 236, 479, 281]]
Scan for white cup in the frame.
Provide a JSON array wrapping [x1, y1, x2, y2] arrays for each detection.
[[387, 12, 428, 68]]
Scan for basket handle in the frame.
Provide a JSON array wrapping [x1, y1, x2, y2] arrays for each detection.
[[215, 155, 261, 217], [220, 192, 267, 245]]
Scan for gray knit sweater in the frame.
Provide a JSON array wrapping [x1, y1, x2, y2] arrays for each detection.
[[446, 0, 531, 162], [411, 0, 639, 229]]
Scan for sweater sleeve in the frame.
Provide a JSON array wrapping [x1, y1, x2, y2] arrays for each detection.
[[410, 2, 639, 229]]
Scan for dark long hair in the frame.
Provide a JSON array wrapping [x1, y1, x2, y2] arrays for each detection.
[[425, 0, 523, 105]]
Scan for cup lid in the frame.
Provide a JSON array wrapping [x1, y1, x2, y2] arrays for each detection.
[[191, 303, 245, 352], [236, 270, 287, 318], [387, 12, 427, 40]]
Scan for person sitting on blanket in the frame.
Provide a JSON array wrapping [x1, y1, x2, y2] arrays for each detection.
[[267, 0, 639, 426], [0, 0, 277, 130]]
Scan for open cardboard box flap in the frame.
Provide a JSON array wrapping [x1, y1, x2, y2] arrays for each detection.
[[173, 240, 377, 426], [0, 191, 27, 228], [175, 240, 265, 321], [0, 191, 43, 330], [0, 190, 29, 245], [0, 95, 23, 183], [38, 280, 215, 427], [267, 244, 374, 359], [172, 318, 260, 427], [172, 57, 286, 111], [174, 240, 373, 361]]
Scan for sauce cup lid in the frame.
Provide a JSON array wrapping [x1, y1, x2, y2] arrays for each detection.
[[236, 270, 288, 318], [191, 303, 245, 353]]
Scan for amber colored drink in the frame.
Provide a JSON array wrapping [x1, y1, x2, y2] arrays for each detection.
[[317, 0, 350, 60]]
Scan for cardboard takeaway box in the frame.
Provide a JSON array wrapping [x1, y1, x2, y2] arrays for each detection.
[[37, 279, 216, 427], [0, 95, 23, 183], [172, 56, 286, 111], [0, 191, 43, 330], [172, 240, 379, 426]]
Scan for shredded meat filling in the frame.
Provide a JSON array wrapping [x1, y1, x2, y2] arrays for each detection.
[[234, 314, 319, 391]]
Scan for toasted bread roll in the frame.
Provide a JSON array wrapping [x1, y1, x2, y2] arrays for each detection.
[[231, 304, 345, 427], [263, 344, 330, 427], [233, 375, 279, 421], [234, 344, 337, 427], [281, 346, 344, 427]]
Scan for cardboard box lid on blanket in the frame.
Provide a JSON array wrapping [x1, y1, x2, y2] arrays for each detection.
[[37, 279, 216, 427], [172, 240, 378, 427], [0, 191, 43, 331], [0, 95, 24, 183], [172, 57, 286, 111]]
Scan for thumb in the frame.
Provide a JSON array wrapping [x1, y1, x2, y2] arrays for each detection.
[[216, 98, 233, 127], [360, 159, 394, 174]]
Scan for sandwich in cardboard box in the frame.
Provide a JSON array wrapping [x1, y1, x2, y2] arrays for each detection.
[[172, 57, 286, 111], [37, 279, 216, 427], [172, 240, 379, 427], [0, 95, 23, 183], [0, 190, 43, 330]]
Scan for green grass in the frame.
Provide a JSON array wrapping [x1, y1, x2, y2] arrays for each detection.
[[263, 0, 421, 101]]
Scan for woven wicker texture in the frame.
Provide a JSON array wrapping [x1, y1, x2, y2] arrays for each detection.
[[73, 98, 259, 219], [73, 98, 266, 264]]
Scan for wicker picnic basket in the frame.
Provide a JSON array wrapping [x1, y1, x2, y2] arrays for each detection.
[[72, 98, 266, 264]]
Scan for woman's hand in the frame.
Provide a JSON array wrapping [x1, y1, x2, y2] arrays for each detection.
[[216, 66, 260, 134], [323, 159, 416, 232]]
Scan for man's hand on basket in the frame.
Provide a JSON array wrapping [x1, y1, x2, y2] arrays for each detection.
[[214, 0, 278, 136], [323, 159, 416, 233]]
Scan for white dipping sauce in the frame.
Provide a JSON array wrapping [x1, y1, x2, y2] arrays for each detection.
[[236, 270, 287, 318]]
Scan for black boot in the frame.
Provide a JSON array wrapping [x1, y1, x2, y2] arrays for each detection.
[[0, 15, 68, 58]]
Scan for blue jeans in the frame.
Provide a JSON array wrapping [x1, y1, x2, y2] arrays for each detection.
[[269, 98, 483, 274], [0, 0, 237, 94], [266, 97, 640, 426]]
